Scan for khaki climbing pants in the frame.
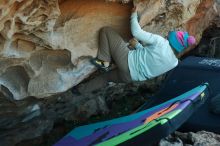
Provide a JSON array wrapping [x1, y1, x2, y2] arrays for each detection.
[[78, 27, 132, 93]]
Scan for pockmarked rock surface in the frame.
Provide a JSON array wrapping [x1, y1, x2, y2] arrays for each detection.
[[1, 0, 220, 146]]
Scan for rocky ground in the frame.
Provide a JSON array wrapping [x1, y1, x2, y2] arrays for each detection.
[[15, 78, 162, 146], [16, 86, 220, 146]]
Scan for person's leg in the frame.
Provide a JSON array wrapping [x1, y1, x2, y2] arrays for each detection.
[[77, 27, 132, 94], [97, 27, 128, 63], [97, 27, 132, 82], [109, 39, 131, 83]]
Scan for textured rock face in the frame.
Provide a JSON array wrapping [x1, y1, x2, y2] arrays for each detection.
[[0, 0, 132, 100], [0, 0, 65, 100], [136, 0, 218, 39], [1, 0, 220, 146]]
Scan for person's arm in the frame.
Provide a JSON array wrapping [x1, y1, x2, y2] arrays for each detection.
[[130, 9, 162, 45], [135, 42, 144, 49]]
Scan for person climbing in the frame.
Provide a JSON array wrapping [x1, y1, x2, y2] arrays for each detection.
[[73, 6, 196, 94]]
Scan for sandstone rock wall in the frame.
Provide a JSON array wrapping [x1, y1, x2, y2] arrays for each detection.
[[136, 0, 217, 39], [0, 0, 132, 100]]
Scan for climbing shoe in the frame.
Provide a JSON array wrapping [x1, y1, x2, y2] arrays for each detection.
[[90, 58, 110, 72]]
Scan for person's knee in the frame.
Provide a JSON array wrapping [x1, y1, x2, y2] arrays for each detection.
[[100, 26, 113, 34]]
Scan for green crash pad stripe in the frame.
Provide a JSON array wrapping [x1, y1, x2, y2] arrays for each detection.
[[96, 110, 181, 146]]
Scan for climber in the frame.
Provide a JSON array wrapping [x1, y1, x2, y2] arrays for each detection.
[[72, 6, 196, 94]]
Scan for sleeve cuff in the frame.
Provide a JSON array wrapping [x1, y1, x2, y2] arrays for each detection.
[[135, 42, 143, 50], [131, 12, 138, 19]]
